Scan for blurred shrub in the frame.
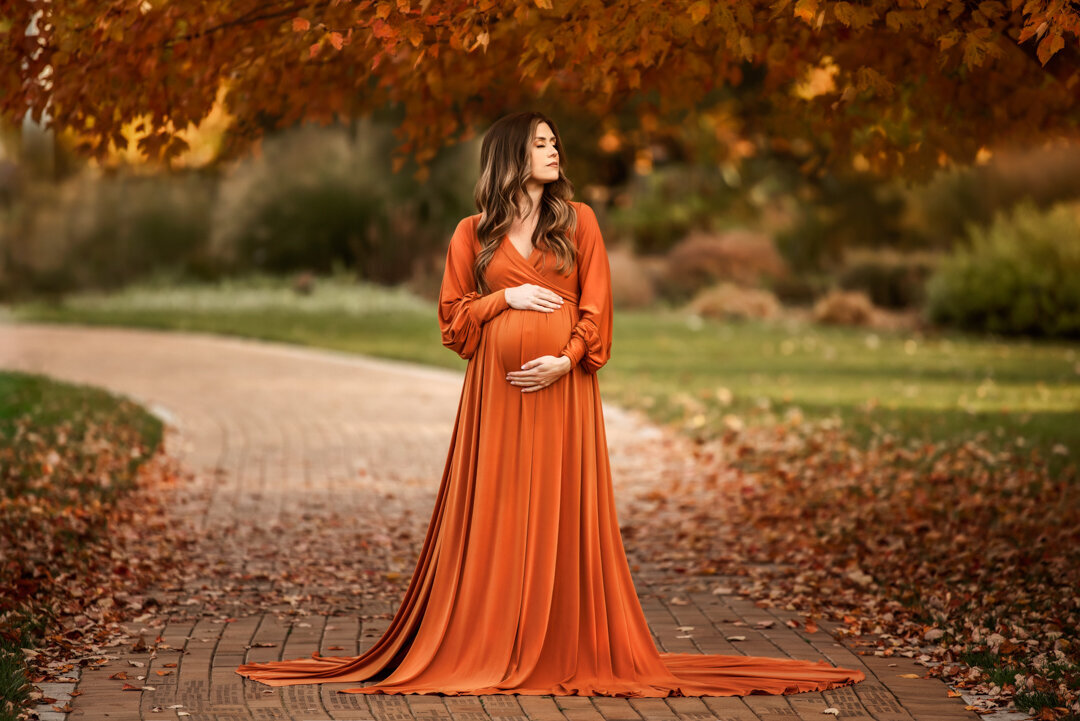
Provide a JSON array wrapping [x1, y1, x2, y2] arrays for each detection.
[[210, 124, 389, 278], [838, 247, 941, 309], [925, 200, 1080, 338], [210, 120, 475, 284], [607, 165, 738, 254], [658, 229, 788, 303], [0, 118, 479, 300], [774, 174, 908, 272], [607, 245, 656, 309], [813, 289, 877, 326], [0, 171, 217, 300], [688, 282, 781, 320], [404, 248, 449, 302], [905, 143, 1080, 250], [769, 273, 831, 306]]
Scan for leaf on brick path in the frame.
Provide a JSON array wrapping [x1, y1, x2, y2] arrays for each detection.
[[327, 645, 345, 650], [727, 635, 747, 641], [823, 709, 840, 716], [162, 662, 178, 667], [755, 620, 775, 628], [804, 619, 819, 633], [898, 673, 921, 678], [120, 683, 141, 691], [155, 669, 173, 676], [128, 660, 145, 667], [108, 671, 130, 679]]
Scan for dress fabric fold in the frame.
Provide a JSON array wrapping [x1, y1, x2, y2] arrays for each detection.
[[234, 201, 867, 697]]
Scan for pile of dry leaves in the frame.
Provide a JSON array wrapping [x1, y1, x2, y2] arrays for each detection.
[[621, 419, 1079, 720], [0, 404, 194, 718]]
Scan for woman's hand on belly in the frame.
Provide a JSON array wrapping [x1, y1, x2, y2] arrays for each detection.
[[505, 283, 565, 312], [506, 354, 573, 393]]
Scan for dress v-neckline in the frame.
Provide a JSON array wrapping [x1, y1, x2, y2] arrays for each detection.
[[502, 235, 537, 263]]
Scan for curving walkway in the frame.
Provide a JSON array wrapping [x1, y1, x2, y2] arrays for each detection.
[[0, 322, 976, 721]]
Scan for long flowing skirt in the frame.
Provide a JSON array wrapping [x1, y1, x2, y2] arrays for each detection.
[[234, 311, 865, 697]]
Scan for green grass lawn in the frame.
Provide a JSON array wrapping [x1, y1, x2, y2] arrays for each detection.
[[6, 272, 1077, 476]]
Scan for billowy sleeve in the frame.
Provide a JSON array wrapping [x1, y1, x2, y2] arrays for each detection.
[[559, 203, 613, 374], [438, 217, 510, 360]]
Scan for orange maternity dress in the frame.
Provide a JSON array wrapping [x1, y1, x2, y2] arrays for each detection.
[[234, 201, 867, 697]]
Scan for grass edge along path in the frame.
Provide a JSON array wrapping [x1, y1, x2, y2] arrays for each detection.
[[0, 371, 188, 721]]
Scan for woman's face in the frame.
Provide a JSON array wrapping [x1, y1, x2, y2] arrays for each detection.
[[528, 121, 560, 184]]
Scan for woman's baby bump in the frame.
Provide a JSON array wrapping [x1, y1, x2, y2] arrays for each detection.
[[487, 300, 577, 373]]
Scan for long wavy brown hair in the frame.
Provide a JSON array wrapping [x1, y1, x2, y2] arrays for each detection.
[[472, 111, 578, 294]]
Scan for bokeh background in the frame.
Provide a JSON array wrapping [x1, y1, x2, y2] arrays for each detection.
[[2, 1, 1079, 718]]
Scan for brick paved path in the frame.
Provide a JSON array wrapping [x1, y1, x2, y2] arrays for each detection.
[[0, 322, 979, 721]]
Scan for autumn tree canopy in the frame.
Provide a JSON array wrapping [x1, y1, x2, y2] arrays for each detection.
[[2, 0, 1078, 180]]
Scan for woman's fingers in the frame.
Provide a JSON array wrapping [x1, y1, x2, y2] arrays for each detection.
[[514, 285, 564, 311], [530, 295, 562, 311]]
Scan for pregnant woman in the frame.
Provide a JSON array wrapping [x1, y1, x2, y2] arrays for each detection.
[[235, 111, 867, 697]]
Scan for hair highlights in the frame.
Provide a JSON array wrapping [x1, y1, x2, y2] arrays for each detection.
[[472, 111, 577, 294]]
